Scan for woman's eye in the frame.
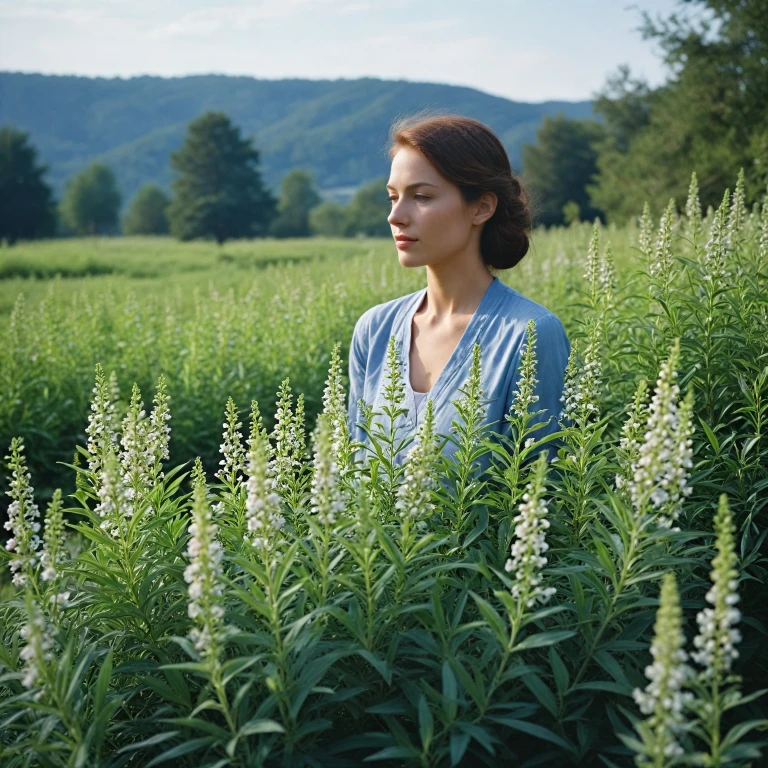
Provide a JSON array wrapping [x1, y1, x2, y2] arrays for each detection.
[[388, 195, 428, 202]]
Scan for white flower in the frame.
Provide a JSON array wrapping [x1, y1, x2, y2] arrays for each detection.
[[685, 171, 702, 245], [146, 375, 171, 474], [215, 397, 246, 484], [85, 365, 121, 477], [39, 489, 68, 607], [560, 322, 602, 424], [4, 438, 41, 588], [615, 379, 650, 496], [638, 202, 654, 262], [650, 199, 676, 291], [726, 168, 746, 247], [19, 593, 56, 701], [509, 320, 540, 419], [758, 199, 768, 264], [504, 452, 556, 609], [582, 220, 600, 288], [691, 494, 741, 680], [245, 420, 285, 552], [395, 400, 440, 527], [322, 342, 352, 464], [184, 479, 225, 659], [268, 379, 304, 497], [702, 190, 729, 284], [95, 451, 134, 537], [120, 383, 153, 502], [629, 340, 694, 523], [309, 413, 347, 526], [632, 572, 694, 762]]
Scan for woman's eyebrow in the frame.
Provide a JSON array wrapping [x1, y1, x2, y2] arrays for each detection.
[[385, 182, 438, 191]]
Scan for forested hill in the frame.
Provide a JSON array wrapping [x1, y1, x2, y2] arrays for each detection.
[[0, 72, 593, 203]]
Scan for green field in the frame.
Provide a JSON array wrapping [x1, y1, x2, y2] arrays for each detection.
[[0, 228, 617, 500], [1, 189, 768, 766]]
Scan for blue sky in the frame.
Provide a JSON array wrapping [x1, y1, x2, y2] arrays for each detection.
[[0, 0, 682, 101]]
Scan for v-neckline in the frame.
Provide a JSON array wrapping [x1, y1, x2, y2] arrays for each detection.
[[401, 276, 500, 415]]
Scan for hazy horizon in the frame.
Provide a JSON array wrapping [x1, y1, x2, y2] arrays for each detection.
[[0, 0, 680, 102]]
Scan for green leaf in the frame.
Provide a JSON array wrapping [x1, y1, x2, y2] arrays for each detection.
[[94, 648, 113, 715], [117, 731, 181, 755], [521, 673, 558, 717], [469, 591, 509, 647], [450, 732, 471, 766], [239, 719, 285, 736], [548, 647, 569, 696], [442, 662, 458, 721], [491, 717, 574, 751], [144, 737, 213, 767], [720, 718, 768, 749], [418, 693, 434, 750], [364, 746, 419, 761], [513, 630, 576, 651]]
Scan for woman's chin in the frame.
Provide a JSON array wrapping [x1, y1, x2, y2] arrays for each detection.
[[397, 252, 428, 268]]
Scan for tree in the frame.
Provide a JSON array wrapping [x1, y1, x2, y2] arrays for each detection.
[[588, 1, 768, 221], [309, 202, 348, 237], [0, 127, 56, 244], [60, 163, 121, 235], [167, 111, 276, 244], [522, 114, 605, 227], [269, 169, 321, 238], [344, 176, 391, 237], [123, 184, 171, 235]]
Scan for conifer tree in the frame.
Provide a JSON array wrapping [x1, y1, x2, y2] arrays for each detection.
[[167, 111, 276, 244]]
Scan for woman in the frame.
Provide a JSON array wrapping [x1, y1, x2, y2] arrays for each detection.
[[346, 113, 571, 473]]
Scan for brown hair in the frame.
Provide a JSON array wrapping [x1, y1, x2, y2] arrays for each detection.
[[387, 110, 533, 271]]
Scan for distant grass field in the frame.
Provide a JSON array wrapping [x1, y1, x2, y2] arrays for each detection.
[[1, 228, 611, 499], [0, 236, 399, 315]]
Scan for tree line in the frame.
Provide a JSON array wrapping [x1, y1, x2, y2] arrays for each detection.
[[522, 0, 768, 226], [4, 0, 764, 240], [0, 111, 391, 246]]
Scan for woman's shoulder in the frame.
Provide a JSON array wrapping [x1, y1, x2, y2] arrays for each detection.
[[353, 287, 423, 339], [494, 280, 567, 332]]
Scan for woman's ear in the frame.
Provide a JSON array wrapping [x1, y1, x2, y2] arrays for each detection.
[[473, 191, 498, 225]]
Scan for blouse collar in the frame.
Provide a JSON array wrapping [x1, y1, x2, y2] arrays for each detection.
[[396, 276, 503, 417]]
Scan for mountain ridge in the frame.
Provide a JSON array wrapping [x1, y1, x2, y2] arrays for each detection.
[[0, 72, 594, 205]]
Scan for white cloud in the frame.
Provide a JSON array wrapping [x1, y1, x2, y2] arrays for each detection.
[[0, 0, 672, 101], [148, 0, 386, 40]]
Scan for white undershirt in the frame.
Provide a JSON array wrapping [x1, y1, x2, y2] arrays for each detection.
[[413, 390, 428, 410]]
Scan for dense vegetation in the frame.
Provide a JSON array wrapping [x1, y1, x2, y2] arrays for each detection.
[[1, 171, 767, 765], [523, 0, 768, 225]]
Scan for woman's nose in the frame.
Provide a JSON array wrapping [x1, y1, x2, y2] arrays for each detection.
[[387, 200, 407, 226]]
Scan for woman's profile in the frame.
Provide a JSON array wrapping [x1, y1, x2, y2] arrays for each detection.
[[346, 113, 571, 471]]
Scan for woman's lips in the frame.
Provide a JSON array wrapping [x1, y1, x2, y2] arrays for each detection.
[[396, 239, 417, 248]]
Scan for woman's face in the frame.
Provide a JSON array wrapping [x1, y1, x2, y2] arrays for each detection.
[[386, 145, 495, 269]]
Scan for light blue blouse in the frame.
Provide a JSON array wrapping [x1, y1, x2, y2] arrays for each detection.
[[346, 276, 571, 473]]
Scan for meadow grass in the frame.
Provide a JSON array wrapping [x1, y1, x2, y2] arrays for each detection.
[[1, 176, 767, 766]]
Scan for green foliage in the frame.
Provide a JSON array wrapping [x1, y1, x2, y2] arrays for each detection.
[[269, 169, 321, 239], [122, 184, 171, 236], [1, 170, 768, 763], [588, 0, 768, 221], [561, 201, 581, 226], [59, 162, 121, 236], [344, 176, 391, 237], [309, 202, 348, 237], [521, 114, 605, 227], [0, 127, 56, 245], [167, 111, 277, 245]]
